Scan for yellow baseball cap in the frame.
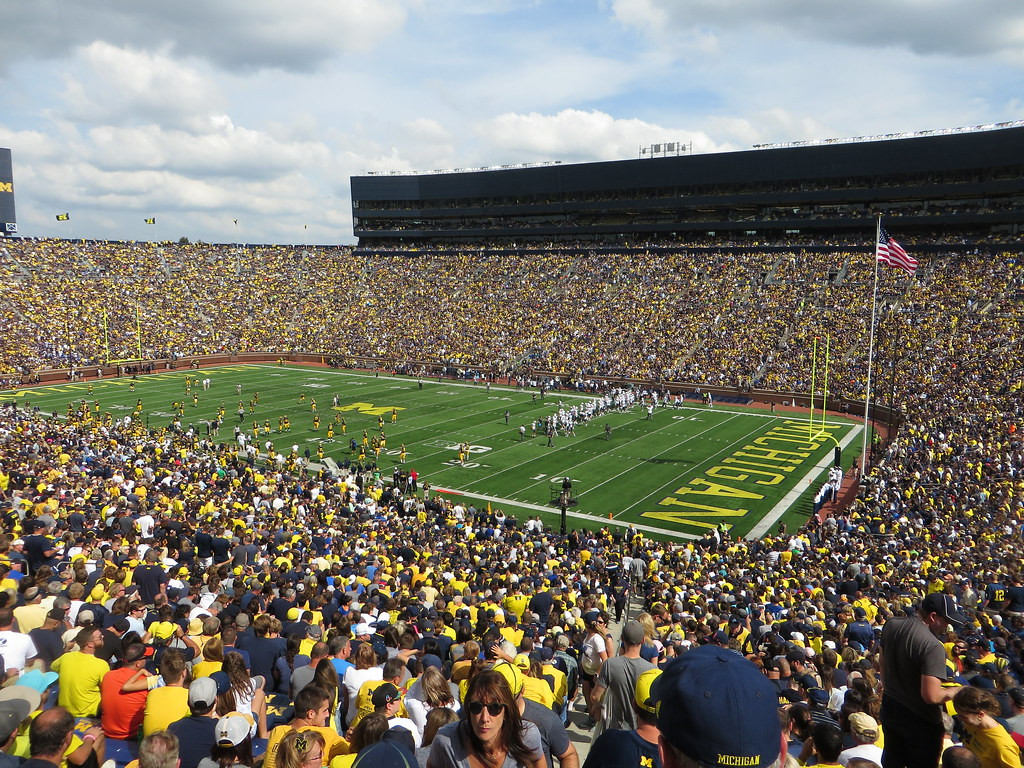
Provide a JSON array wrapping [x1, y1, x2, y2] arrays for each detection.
[[493, 661, 524, 696], [150, 621, 177, 640], [635, 668, 663, 714]]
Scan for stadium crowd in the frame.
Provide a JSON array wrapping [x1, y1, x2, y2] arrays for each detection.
[[1, 237, 1021, 403], [0, 233, 1021, 768]]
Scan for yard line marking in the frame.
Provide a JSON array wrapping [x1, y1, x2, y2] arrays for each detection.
[[458, 410, 736, 494], [610, 416, 824, 519]]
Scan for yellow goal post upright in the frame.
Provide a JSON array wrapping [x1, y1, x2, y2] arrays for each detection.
[[808, 334, 841, 456], [102, 305, 145, 367]]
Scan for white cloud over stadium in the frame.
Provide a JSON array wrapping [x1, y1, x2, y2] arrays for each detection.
[[1, 0, 1022, 244]]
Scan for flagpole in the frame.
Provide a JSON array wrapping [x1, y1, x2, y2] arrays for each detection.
[[860, 217, 882, 478]]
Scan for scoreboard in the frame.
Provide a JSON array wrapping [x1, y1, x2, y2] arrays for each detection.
[[0, 149, 15, 235]]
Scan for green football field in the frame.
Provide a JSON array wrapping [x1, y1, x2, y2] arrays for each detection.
[[1, 364, 862, 541]]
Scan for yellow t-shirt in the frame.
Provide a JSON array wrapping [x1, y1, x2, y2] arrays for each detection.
[[263, 725, 349, 768], [962, 724, 1020, 768], [191, 660, 223, 679], [522, 676, 554, 709], [52, 651, 110, 717], [143, 685, 190, 735]]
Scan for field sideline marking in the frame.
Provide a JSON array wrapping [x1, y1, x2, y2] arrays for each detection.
[[429, 487, 699, 540], [745, 423, 864, 539]]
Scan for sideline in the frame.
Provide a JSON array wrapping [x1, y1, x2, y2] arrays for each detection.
[[428, 486, 699, 541]]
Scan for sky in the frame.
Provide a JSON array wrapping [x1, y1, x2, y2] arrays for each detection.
[[2, 0, 1023, 246]]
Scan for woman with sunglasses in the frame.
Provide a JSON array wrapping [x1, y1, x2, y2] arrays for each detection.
[[427, 669, 544, 768]]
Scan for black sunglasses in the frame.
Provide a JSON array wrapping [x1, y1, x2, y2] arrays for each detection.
[[467, 701, 505, 716]]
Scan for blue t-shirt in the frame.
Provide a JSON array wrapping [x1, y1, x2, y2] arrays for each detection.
[[331, 658, 354, 680], [582, 728, 661, 768], [168, 715, 218, 768]]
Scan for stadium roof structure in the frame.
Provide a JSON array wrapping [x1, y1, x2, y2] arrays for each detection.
[[350, 124, 1024, 244]]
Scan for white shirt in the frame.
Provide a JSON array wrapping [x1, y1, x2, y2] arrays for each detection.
[[342, 666, 383, 726], [385, 716, 422, 748], [839, 743, 883, 766], [0, 630, 37, 672]]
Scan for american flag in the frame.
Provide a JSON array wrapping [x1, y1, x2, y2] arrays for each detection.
[[876, 227, 917, 275]]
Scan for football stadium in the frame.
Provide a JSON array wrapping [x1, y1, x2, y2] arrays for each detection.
[[0, 121, 1023, 767]]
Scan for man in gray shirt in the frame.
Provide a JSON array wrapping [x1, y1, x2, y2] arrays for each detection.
[[591, 620, 654, 732], [289, 638, 327, 698]]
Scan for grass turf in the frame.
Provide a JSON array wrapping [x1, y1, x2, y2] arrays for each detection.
[[2, 364, 862, 540]]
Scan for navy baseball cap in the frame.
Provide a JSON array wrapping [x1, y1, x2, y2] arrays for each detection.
[[655, 646, 781, 768], [921, 593, 968, 629], [351, 740, 417, 768]]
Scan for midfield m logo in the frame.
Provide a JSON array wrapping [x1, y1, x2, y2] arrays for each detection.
[[332, 402, 405, 417]]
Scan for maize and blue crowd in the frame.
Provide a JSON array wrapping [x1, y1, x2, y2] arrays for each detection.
[[0, 234, 1021, 768]]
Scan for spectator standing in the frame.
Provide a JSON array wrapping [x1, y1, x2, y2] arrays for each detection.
[[133, 550, 168, 606], [493, 662, 578, 768], [427, 669, 544, 768], [880, 594, 966, 768], [582, 668, 661, 768], [589, 620, 654, 732], [579, 611, 612, 727]]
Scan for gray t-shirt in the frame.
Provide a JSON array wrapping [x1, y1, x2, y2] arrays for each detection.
[[522, 699, 571, 768], [595, 655, 655, 731], [290, 662, 317, 697], [427, 720, 543, 768], [880, 615, 948, 723], [1006, 712, 1024, 736]]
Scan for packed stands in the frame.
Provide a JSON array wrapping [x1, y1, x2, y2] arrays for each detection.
[[0, 231, 1021, 767]]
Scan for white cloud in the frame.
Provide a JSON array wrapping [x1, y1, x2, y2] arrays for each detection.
[[610, 0, 1024, 59], [85, 121, 331, 180], [0, 1, 414, 75], [475, 109, 726, 163], [60, 42, 222, 132]]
